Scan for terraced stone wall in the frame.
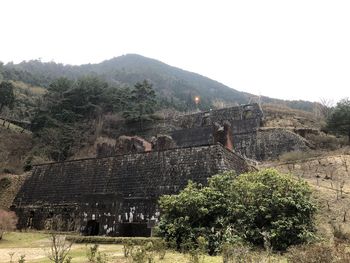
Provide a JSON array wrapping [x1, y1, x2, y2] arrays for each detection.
[[13, 144, 249, 236]]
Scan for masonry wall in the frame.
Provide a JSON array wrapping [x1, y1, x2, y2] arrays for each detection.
[[102, 104, 264, 159], [169, 104, 264, 158], [13, 144, 249, 236], [174, 104, 263, 132], [255, 128, 310, 160]]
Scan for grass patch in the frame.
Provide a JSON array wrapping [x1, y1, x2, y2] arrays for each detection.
[[0, 231, 49, 248]]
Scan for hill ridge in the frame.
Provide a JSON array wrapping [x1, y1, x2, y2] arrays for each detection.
[[1, 54, 317, 112]]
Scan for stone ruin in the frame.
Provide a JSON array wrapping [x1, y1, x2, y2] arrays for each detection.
[[14, 144, 250, 236], [12, 103, 310, 236]]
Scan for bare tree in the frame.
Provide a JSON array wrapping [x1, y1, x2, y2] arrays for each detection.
[[318, 98, 334, 120], [47, 217, 73, 263], [47, 233, 73, 263]]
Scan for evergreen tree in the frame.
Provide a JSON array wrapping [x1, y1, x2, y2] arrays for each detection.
[[326, 98, 350, 144], [0, 81, 15, 113], [123, 80, 156, 126]]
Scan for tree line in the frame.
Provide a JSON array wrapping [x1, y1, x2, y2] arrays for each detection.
[[1, 76, 349, 162], [0, 77, 156, 162]]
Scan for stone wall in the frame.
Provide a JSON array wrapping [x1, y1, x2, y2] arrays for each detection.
[[102, 104, 264, 158], [254, 128, 311, 160], [173, 104, 263, 133], [13, 144, 250, 236]]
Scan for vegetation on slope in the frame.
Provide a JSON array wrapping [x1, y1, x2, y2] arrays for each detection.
[[0, 126, 33, 174], [1, 54, 319, 112]]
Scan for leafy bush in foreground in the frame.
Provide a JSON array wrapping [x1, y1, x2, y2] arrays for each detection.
[[158, 169, 316, 253]]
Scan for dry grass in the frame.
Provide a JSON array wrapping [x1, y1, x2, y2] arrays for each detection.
[[265, 153, 350, 243], [286, 242, 350, 263], [12, 81, 46, 96], [262, 103, 323, 129], [278, 151, 322, 162]]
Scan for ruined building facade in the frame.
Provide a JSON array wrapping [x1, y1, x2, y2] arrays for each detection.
[[13, 103, 309, 236]]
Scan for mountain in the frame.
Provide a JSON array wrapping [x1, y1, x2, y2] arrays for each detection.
[[0, 54, 317, 111]]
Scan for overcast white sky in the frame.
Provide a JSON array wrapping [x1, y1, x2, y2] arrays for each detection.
[[0, 0, 349, 103]]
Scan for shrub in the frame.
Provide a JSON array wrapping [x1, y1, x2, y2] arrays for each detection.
[[130, 247, 147, 263], [47, 233, 73, 263], [221, 243, 252, 263], [185, 236, 207, 263], [86, 244, 99, 262], [123, 240, 134, 257], [306, 133, 345, 150], [0, 177, 11, 190], [158, 169, 316, 252], [0, 209, 17, 240], [17, 255, 26, 263]]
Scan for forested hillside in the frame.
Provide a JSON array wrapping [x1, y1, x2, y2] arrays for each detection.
[[0, 54, 318, 112], [0, 54, 332, 172]]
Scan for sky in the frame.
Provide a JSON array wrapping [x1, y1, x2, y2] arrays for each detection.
[[0, 0, 349, 103]]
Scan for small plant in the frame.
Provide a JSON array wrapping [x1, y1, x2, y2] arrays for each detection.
[[18, 255, 26, 263], [130, 242, 157, 263], [86, 244, 99, 262], [47, 233, 73, 263], [153, 239, 167, 260], [64, 256, 73, 263], [123, 240, 134, 257], [144, 241, 156, 263], [8, 252, 15, 263], [185, 236, 207, 263], [131, 246, 147, 263], [221, 243, 251, 263], [0, 177, 11, 190], [96, 251, 108, 263]]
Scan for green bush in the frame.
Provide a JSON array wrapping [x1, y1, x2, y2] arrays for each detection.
[[158, 169, 316, 253]]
